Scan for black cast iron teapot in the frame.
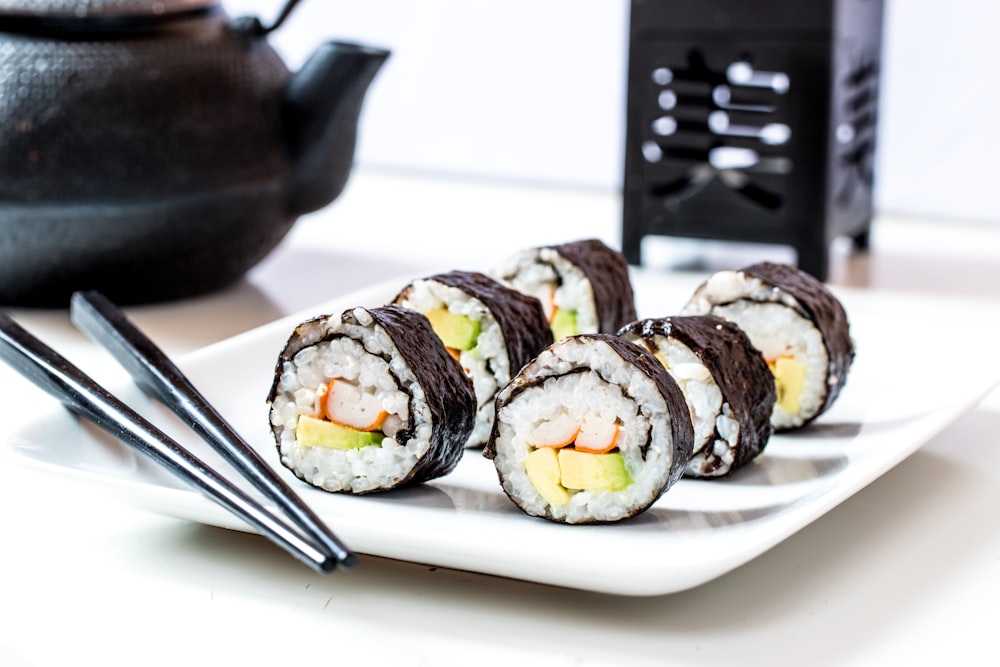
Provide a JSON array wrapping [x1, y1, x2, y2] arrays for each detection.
[[0, 0, 389, 306]]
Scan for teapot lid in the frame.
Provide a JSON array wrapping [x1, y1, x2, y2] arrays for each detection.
[[0, 0, 216, 19]]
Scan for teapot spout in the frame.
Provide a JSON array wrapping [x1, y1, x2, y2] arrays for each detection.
[[283, 41, 389, 215]]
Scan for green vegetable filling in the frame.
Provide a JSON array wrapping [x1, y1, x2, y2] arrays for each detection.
[[425, 308, 481, 351], [524, 446, 632, 506], [550, 307, 578, 340], [296, 415, 384, 450]]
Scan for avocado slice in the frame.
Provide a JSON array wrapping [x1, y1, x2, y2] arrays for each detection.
[[524, 447, 571, 506], [296, 415, 384, 449], [425, 307, 480, 351], [550, 307, 578, 340], [557, 448, 632, 492], [770, 356, 806, 415]]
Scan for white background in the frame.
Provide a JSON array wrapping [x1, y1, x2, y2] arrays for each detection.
[[228, 0, 999, 224]]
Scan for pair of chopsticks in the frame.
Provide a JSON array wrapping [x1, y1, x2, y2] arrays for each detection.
[[0, 291, 355, 573]]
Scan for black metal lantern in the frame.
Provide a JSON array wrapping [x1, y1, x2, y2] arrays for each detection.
[[621, 0, 885, 280]]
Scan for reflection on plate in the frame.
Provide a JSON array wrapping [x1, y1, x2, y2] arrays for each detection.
[[5, 271, 1000, 596]]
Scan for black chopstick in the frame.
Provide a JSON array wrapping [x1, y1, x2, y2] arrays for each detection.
[[0, 311, 348, 573], [68, 290, 356, 570]]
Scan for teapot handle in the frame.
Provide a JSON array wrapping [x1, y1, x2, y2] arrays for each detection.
[[230, 0, 303, 37], [260, 0, 304, 34]]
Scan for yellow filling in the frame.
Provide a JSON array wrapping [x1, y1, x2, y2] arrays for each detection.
[[524, 446, 633, 506], [524, 447, 570, 506], [425, 308, 480, 351], [296, 415, 384, 450], [550, 307, 578, 340], [769, 356, 807, 415]]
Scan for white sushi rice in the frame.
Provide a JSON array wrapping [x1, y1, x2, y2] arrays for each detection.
[[683, 270, 829, 429], [689, 402, 740, 477], [491, 246, 599, 335], [396, 279, 507, 448], [629, 334, 741, 477], [268, 311, 433, 493], [644, 335, 721, 453], [492, 337, 677, 523]]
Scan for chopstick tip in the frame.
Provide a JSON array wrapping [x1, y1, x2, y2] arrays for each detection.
[[339, 552, 359, 570], [316, 551, 358, 573]]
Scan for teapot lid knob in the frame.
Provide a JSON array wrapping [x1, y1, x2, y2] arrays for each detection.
[[228, 0, 302, 38]]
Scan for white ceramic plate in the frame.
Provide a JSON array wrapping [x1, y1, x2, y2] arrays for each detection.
[[6, 270, 1000, 596]]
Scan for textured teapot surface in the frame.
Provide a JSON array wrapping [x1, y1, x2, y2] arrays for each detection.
[[0, 1, 215, 17], [0, 0, 388, 306], [0, 1, 289, 204]]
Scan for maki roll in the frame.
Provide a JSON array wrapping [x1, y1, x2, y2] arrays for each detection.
[[392, 270, 553, 448], [682, 261, 855, 430], [617, 316, 776, 478], [484, 334, 693, 524], [267, 305, 476, 494], [491, 238, 637, 340]]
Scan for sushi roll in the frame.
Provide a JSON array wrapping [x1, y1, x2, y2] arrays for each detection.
[[392, 270, 553, 448], [266, 305, 476, 494], [484, 333, 693, 524], [491, 238, 637, 340], [682, 261, 855, 431], [617, 316, 776, 478]]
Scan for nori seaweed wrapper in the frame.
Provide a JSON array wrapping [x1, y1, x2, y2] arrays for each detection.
[[267, 305, 476, 489], [484, 333, 694, 519], [618, 315, 776, 477], [393, 270, 554, 375], [740, 261, 855, 414], [552, 239, 638, 335]]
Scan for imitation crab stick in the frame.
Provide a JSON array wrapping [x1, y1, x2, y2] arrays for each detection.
[[519, 284, 557, 322], [527, 412, 579, 448], [317, 379, 387, 432], [573, 414, 620, 454], [526, 412, 620, 453]]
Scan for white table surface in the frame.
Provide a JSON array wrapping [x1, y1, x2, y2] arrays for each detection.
[[1, 168, 997, 667]]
